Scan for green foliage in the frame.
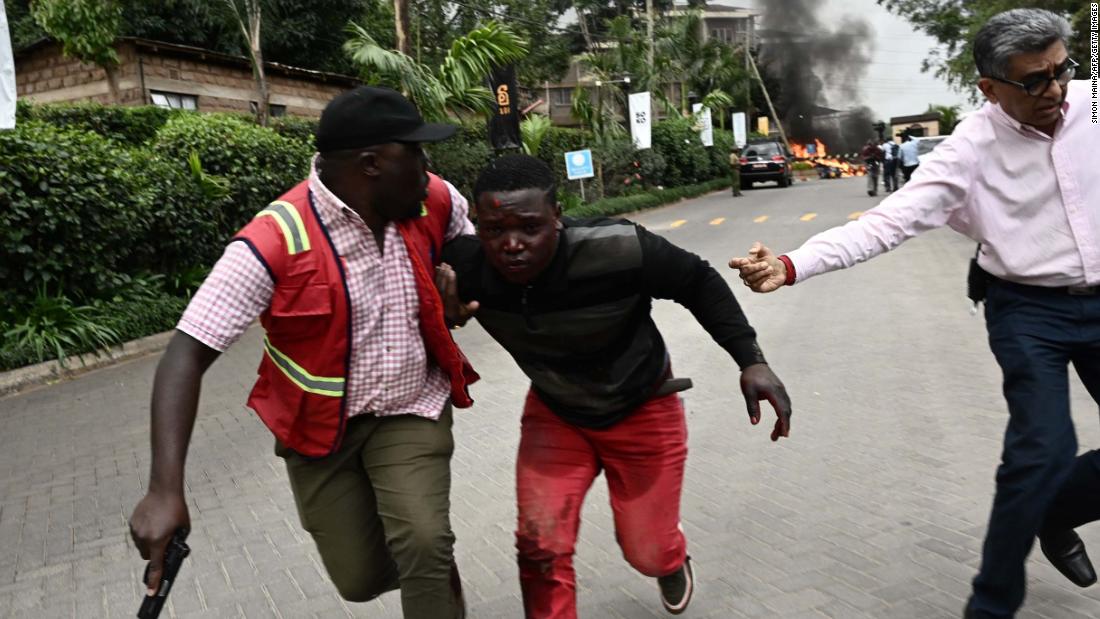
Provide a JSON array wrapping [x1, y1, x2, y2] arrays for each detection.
[[594, 137, 644, 198], [521, 114, 553, 156], [535, 125, 590, 185], [153, 113, 312, 233], [31, 0, 122, 69], [566, 178, 731, 218], [2, 287, 121, 368], [926, 103, 962, 133], [18, 102, 182, 145], [0, 121, 151, 309], [344, 20, 528, 120], [705, 129, 733, 176], [268, 115, 318, 147], [651, 117, 709, 187], [96, 295, 189, 347], [426, 123, 494, 200], [876, 1, 1089, 100]]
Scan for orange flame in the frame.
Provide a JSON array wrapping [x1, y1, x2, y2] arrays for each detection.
[[790, 138, 829, 159]]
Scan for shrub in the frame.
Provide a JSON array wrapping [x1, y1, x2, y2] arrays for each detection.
[[0, 121, 152, 309], [652, 117, 710, 187], [153, 114, 313, 236], [269, 115, 319, 147], [132, 154, 231, 277], [537, 126, 592, 198], [1, 287, 121, 369], [708, 129, 735, 179], [427, 122, 494, 200], [593, 137, 641, 199], [18, 102, 182, 145], [565, 177, 731, 218]]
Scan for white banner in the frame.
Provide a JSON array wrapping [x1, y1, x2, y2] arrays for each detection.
[[692, 103, 713, 147], [732, 112, 747, 148], [628, 91, 651, 150], [0, 2, 15, 130]]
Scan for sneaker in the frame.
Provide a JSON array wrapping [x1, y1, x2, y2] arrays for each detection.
[[657, 556, 695, 615]]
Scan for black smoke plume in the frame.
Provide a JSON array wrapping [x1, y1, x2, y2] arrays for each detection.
[[759, 0, 876, 153]]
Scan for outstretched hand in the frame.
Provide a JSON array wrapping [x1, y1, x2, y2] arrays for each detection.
[[739, 363, 792, 441], [435, 263, 479, 328], [728, 242, 788, 293]]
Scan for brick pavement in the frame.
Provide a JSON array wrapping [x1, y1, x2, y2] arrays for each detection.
[[2, 177, 1100, 618]]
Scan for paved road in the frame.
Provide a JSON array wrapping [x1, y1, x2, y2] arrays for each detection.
[[2, 176, 1099, 618]]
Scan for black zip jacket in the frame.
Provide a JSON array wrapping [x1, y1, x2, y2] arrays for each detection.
[[441, 216, 766, 428]]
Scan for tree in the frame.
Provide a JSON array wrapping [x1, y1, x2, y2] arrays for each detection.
[[224, 0, 270, 126], [926, 103, 961, 133], [876, 1, 1091, 102], [344, 20, 527, 120], [31, 0, 123, 103]]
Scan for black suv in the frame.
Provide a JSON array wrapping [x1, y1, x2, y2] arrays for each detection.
[[739, 139, 793, 189]]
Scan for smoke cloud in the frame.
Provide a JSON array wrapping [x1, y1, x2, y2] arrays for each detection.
[[759, 0, 876, 152]]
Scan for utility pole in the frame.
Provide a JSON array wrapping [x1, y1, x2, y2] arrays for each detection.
[[744, 15, 752, 125], [394, 0, 410, 56], [747, 51, 791, 153], [646, 0, 655, 67]]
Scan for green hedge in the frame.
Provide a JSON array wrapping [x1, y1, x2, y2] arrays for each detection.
[[153, 114, 313, 235], [565, 177, 732, 218], [17, 101, 183, 145], [0, 122, 152, 310], [651, 117, 710, 187], [427, 122, 494, 200], [1, 103, 737, 371]]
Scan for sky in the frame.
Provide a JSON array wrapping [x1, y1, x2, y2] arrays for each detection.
[[734, 0, 978, 121]]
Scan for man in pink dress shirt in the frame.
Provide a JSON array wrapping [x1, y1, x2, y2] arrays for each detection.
[[730, 9, 1099, 618]]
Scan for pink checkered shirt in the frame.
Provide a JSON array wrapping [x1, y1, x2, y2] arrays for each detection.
[[177, 158, 474, 420]]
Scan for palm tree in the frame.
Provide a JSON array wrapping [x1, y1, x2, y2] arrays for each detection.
[[344, 21, 527, 121], [926, 104, 961, 134]]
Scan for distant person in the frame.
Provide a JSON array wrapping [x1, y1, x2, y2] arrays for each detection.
[[898, 132, 920, 183], [881, 137, 899, 192], [860, 139, 881, 196], [729, 145, 743, 196], [730, 8, 1099, 618], [440, 154, 792, 618]]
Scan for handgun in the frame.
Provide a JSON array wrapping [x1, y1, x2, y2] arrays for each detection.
[[137, 528, 190, 619]]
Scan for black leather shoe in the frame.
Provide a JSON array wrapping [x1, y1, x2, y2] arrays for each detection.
[[1040, 529, 1097, 588]]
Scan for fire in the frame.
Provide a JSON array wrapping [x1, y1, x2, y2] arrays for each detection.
[[789, 138, 828, 159], [790, 138, 862, 177]]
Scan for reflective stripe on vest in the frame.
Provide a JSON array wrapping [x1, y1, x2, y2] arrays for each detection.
[[263, 336, 345, 397], [257, 201, 311, 254]]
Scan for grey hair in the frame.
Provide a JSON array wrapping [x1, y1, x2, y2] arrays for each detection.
[[973, 9, 1072, 79]]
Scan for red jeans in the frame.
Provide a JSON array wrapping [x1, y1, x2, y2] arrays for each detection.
[[515, 390, 688, 619]]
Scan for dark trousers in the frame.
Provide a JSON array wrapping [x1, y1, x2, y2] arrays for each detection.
[[970, 281, 1100, 617], [277, 405, 460, 619], [901, 163, 918, 183], [883, 159, 898, 191]]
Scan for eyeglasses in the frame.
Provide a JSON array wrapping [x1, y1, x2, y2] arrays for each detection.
[[991, 58, 1078, 97]]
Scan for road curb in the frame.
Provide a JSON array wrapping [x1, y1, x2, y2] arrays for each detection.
[[0, 329, 175, 398]]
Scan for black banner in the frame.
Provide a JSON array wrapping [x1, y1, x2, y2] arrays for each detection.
[[487, 65, 521, 150]]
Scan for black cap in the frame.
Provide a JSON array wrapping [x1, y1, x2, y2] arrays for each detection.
[[315, 86, 457, 152]]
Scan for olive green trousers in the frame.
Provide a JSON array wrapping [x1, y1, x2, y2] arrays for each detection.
[[277, 405, 458, 618]]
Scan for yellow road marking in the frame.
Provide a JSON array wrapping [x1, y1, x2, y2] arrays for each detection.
[[800, 213, 818, 221], [848, 211, 864, 220], [709, 217, 725, 226], [670, 220, 687, 228], [753, 215, 769, 223]]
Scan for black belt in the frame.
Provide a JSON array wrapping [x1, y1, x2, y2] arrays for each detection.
[[992, 277, 1098, 296]]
